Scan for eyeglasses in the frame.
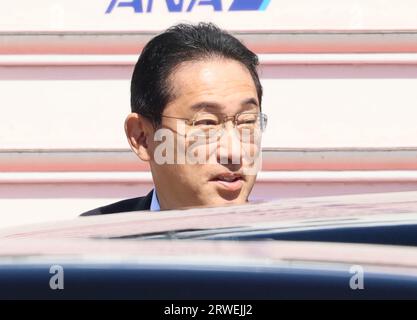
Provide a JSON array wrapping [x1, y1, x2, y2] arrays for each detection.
[[160, 111, 268, 139]]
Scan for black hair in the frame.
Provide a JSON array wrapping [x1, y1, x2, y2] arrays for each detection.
[[130, 22, 263, 126]]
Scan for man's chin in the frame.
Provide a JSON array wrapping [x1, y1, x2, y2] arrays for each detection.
[[176, 194, 247, 210], [207, 190, 248, 207]]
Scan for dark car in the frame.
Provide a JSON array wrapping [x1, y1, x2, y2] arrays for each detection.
[[1, 191, 417, 299]]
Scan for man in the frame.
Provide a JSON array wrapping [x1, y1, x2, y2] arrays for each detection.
[[81, 22, 267, 216]]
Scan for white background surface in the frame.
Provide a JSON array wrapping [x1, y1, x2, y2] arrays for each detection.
[[2, 0, 417, 227]]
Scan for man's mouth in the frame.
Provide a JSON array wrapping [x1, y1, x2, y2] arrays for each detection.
[[210, 173, 244, 192]]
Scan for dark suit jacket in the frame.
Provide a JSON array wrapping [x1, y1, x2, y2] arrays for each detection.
[[80, 190, 153, 216]]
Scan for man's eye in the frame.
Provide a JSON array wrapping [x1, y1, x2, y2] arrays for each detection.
[[195, 119, 218, 126], [241, 119, 256, 124], [238, 119, 257, 126]]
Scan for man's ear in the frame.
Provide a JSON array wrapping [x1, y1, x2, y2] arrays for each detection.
[[125, 113, 153, 162]]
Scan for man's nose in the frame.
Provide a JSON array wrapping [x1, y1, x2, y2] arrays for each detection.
[[216, 122, 243, 166]]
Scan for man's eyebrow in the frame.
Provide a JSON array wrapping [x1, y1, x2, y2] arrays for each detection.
[[189, 98, 259, 112], [190, 102, 222, 111], [241, 98, 259, 107]]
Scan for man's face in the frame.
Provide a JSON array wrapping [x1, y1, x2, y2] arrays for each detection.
[[130, 58, 262, 209]]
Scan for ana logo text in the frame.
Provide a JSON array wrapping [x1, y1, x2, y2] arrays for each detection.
[[106, 0, 271, 14]]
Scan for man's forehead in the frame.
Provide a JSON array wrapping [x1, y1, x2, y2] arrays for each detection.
[[161, 58, 260, 119], [167, 59, 258, 107], [170, 59, 255, 90]]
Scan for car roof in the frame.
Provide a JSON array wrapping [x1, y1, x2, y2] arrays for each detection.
[[1, 190, 417, 240], [1, 191, 417, 280], [0, 238, 417, 274]]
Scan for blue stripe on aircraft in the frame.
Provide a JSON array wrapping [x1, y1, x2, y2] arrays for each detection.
[[229, 0, 265, 11]]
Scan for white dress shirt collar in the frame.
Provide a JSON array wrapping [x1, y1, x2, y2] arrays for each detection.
[[150, 188, 161, 211]]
